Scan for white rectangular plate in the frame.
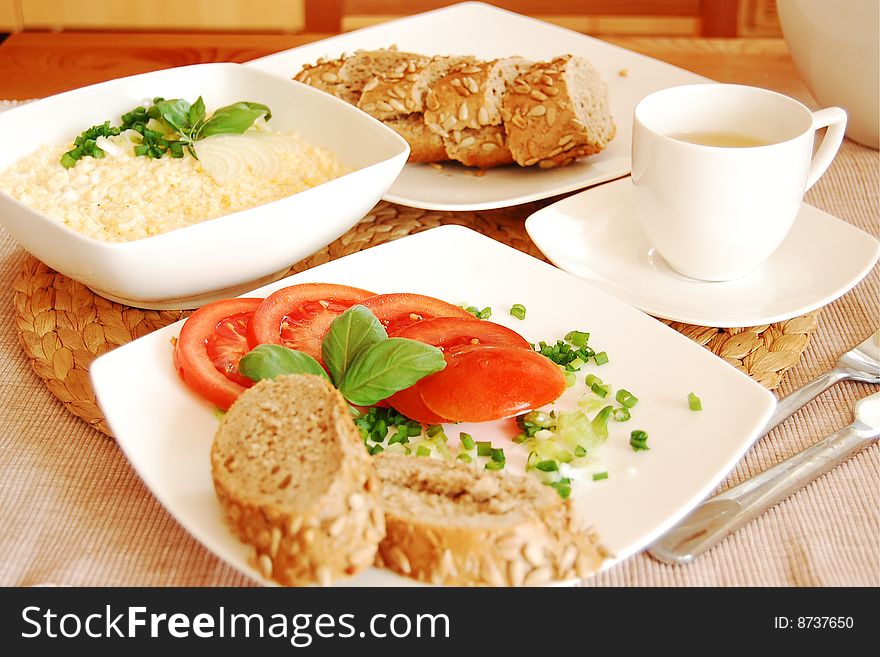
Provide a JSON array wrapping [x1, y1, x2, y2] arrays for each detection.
[[245, 2, 706, 211], [91, 226, 775, 586]]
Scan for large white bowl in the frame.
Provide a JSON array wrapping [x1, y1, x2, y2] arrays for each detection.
[[778, 0, 879, 149], [0, 63, 409, 308]]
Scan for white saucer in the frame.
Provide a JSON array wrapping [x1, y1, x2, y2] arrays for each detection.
[[525, 177, 880, 327]]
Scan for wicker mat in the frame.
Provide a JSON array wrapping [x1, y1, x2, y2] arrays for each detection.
[[13, 200, 819, 437]]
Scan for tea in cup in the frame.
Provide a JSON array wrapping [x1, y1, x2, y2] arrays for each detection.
[[631, 84, 846, 281]]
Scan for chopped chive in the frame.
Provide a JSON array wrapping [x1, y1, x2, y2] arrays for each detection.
[[535, 460, 559, 472], [590, 381, 609, 397], [465, 305, 480, 315], [592, 471, 609, 481], [594, 351, 609, 365], [476, 441, 492, 457], [459, 432, 475, 450], [477, 307, 492, 320], [613, 407, 631, 422], [513, 432, 529, 444], [490, 447, 506, 464], [574, 445, 587, 458], [510, 303, 527, 320], [565, 330, 590, 347], [630, 430, 649, 452], [688, 392, 702, 411], [388, 428, 409, 445], [416, 445, 431, 457], [456, 452, 473, 463], [369, 444, 385, 455], [554, 484, 571, 498], [426, 424, 444, 437], [213, 408, 226, 421], [615, 389, 638, 408], [485, 461, 505, 471], [585, 374, 602, 387]]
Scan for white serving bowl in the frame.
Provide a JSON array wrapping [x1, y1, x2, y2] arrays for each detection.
[[0, 63, 409, 308], [778, 0, 879, 149]]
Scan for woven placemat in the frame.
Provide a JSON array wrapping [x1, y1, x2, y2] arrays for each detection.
[[13, 200, 819, 437]]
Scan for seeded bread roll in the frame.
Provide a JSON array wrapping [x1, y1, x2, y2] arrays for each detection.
[[443, 125, 514, 168], [424, 57, 532, 137], [292, 50, 615, 169], [359, 55, 474, 121], [384, 114, 449, 163], [211, 374, 385, 587], [293, 57, 356, 104], [502, 55, 616, 168], [373, 454, 606, 586]]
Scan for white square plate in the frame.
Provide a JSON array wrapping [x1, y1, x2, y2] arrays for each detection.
[[245, 2, 706, 211], [91, 226, 775, 586]]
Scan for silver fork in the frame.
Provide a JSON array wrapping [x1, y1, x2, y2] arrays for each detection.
[[649, 330, 879, 564]]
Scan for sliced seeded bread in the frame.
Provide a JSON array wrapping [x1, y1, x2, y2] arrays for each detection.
[[502, 55, 616, 168], [384, 114, 449, 163], [211, 374, 385, 587], [359, 54, 474, 121], [424, 57, 532, 137], [443, 125, 514, 168], [292, 50, 614, 169], [373, 454, 606, 586]]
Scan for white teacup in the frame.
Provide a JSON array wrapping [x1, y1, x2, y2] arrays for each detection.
[[631, 84, 846, 281]]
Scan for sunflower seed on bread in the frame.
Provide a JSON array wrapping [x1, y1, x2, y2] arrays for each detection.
[[211, 374, 385, 586], [373, 453, 606, 586], [424, 57, 532, 137]]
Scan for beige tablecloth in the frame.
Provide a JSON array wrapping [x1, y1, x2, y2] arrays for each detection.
[[0, 97, 877, 584]]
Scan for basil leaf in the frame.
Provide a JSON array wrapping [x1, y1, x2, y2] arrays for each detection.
[[197, 102, 271, 139], [322, 305, 388, 387], [339, 338, 446, 407], [152, 98, 192, 134], [239, 344, 329, 383], [188, 96, 206, 128]]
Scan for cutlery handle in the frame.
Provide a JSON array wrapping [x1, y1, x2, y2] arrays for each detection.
[[764, 368, 850, 434], [648, 421, 878, 564]]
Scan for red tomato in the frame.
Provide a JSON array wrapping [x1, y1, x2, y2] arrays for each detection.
[[386, 317, 530, 423], [418, 345, 566, 422], [173, 297, 263, 410], [385, 384, 450, 425], [247, 283, 375, 361], [393, 316, 531, 352], [360, 293, 473, 336]]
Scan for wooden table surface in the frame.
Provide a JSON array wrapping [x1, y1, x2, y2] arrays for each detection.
[[0, 31, 815, 104]]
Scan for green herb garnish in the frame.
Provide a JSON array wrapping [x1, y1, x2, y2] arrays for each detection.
[[630, 429, 649, 451], [239, 305, 445, 409], [509, 304, 527, 320], [592, 471, 609, 481], [688, 392, 702, 411], [61, 96, 271, 168]]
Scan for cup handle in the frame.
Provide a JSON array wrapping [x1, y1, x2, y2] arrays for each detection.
[[805, 107, 847, 190]]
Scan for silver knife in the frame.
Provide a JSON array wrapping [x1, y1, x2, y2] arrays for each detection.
[[649, 331, 879, 564]]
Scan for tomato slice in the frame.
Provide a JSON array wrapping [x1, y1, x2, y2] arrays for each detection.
[[386, 317, 530, 423], [173, 297, 263, 410], [384, 384, 450, 425], [359, 293, 473, 336], [393, 316, 531, 352], [418, 344, 566, 422], [247, 283, 375, 361]]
